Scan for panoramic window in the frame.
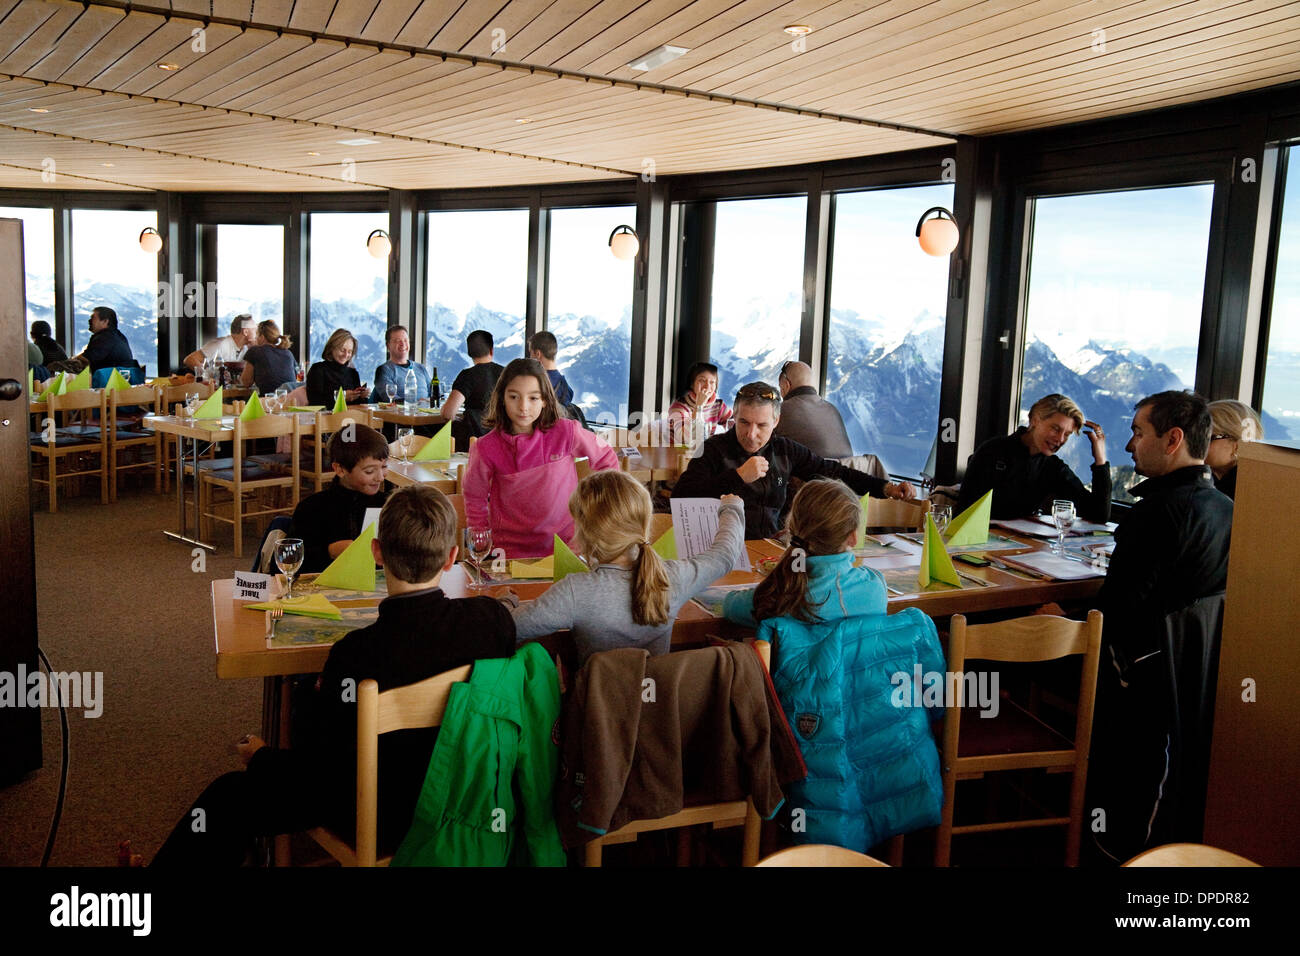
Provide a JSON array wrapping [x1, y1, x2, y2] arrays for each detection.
[[826, 184, 954, 477], [217, 224, 284, 328], [1259, 144, 1300, 445], [71, 208, 158, 371], [1019, 185, 1214, 501], [546, 205, 635, 423], [708, 196, 806, 403], [308, 212, 388, 384], [0, 205, 54, 335], [426, 208, 528, 387]]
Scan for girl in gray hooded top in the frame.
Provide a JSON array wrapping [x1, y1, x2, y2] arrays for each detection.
[[511, 470, 744, 666]]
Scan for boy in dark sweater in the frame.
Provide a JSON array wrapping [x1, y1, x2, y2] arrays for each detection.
[[290, 424, 390, 574], [153, 485, 516, 865]]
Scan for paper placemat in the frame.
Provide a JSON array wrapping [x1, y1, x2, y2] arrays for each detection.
[[897, 531, 1030, 554]]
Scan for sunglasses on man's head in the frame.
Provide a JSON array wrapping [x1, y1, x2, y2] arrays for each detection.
[[736, 384, 779, 402]]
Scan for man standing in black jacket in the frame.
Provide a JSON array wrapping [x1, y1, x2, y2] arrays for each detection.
[[672, 381, 916, 539], [1090, 389, 1233, 863]]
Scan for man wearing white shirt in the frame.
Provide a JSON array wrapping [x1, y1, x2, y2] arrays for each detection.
[[183, 314, 255, 370]]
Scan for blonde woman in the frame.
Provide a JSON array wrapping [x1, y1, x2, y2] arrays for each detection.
[[1206, 399, 1264, 499], [306, 328, 367, 407], [510, 470, 744, 666], [240, 320, 296, 394], [959, 392, 1111, 522]]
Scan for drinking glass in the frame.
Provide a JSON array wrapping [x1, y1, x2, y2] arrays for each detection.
[[184, 394, 201, 418], [1052, 500, 1076, 555], [397, 427, 415, 462], [931, 505, 952, 536], [275, 538, 305, 601], [275, 385, 290, 410], [385, 383, 397, 404], [465, 526, 493, 587]]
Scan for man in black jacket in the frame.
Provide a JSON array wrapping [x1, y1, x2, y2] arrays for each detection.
[[773, 360, 854, 460], [672, 381, 915, 539], [77, 306, 136, 371], [1090, 389, 1233, 863]]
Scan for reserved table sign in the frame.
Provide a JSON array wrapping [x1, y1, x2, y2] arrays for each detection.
[[233, 571, 278, 601]]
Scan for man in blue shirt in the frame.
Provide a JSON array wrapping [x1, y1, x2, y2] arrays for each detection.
[[370, 325, 430, 403], [528, 330, 574, 405]]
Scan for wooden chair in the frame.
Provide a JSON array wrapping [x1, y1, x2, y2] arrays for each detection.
[[199, 414, 301, 557], [935, 611, 1103, 867], [30, 389, 109, 513], [108, 384, 163, 500], [303, 408, 371, 493], [446, 493, 467, 538], [756, 844, 890, 867], [575, 456, 592, 480], [308, 666, 472, 867], [1122, 843, 1260, 867], [864, 496, 931, 532], [581, 641, 771, 868]]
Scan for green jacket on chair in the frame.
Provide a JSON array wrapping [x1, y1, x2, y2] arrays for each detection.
[[392, 641, 566, 866]]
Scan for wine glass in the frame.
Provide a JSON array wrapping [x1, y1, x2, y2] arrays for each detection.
[[931, 505, 952, 537], [275, 385, 290, 410], [184, 393, 201, 419], [1052, 499, 1076, 555], [465, 526, 493, 587], [397, 427, 415, 462], [385, 382, 397, 405], [275, 538, 305, 601]]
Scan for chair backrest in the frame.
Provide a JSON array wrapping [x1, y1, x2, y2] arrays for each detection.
[[355, 666, 472, 865], [109, 385, 161, 428], [839, 454, 887, 479], [47, 388, 108, 415], [945, 611, 1103, 767], [390, 435, 430, 459], [1122, 842, 1260, 867], [162, 382, 211, 407], [91, 365, 144, 389], [864, 496, 931, 531], [446, 493, 467, 537], [756, 844, 889, 867], [575, 456, 591, 480]]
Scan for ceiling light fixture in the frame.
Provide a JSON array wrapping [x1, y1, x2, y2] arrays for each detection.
[[915, 207, 960, 256], [337, 137, 379, 146], [158, 62, 180, 71], [306, 151, 321, 156], [627, 45, 689, 71], [514, 118, 531, 124], [608, 225, 640, 261], [139, 227, 163, 254], [783, 25, 813, 36], [28, 107, 49, 113], [101, 163, 114, 168]]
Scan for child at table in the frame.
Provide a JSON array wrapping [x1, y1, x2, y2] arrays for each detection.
[[722, 478, 886, 626], [462, 357, 619, 559], [289, 424, 390, 574], [512, 470, 745, 666], [152, 485, 517, 865]]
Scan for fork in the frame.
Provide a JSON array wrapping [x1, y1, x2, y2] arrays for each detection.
[[267, 606, 284, 640]]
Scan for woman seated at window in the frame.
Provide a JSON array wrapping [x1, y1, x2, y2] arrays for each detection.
[[958, 392, 1111, 522], [240, 320, 297, 395], [665, 361, 733, 444], [306, 328, 368, 407], [1205, 399, 1264, 500]]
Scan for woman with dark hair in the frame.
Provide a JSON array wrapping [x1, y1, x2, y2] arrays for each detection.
[[240, 320, 297, 395], [30, 320, 67, 367], [305, 328, 368, 407], [666, 361, 733, 444], [462, 358, 618, 558]]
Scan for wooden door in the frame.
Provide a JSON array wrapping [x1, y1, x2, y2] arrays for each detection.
[[0, 218, 42, 783]]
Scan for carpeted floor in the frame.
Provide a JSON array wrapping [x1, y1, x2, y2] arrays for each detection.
[[0, 480, 262, 866]]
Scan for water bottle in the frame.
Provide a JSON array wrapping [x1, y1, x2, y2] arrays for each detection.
[[404, 367, 418, 411], [431, 367, 441, 405]]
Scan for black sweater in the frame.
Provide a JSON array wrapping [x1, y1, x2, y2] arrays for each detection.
[[306, 359, 363, 408], [672, 431, 887, 539], [959, 428, 1112, 522], [289, 477, 389, 574]]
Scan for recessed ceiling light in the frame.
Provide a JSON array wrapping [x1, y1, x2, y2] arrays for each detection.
[[28, 107, 49, 113], [158, 62, 180, 71], [101, 163, 114, 167], [627, 45, 689, 71], [336, 138, 378, 146], [306, 151, 321, 156], [783, 25, 813, 37], [514, 118, 531, 124]]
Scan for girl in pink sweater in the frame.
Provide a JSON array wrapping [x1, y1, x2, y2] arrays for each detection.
[[463, 358, 619, 558]]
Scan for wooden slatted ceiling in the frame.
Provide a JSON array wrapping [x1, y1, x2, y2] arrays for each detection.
[[0, 0, 1298, 193]]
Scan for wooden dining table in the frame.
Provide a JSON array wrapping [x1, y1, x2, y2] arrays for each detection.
[[362, 403, 448, 428]]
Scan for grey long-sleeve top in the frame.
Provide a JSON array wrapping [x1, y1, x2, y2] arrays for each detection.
[[511, 498, 745, 666]]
